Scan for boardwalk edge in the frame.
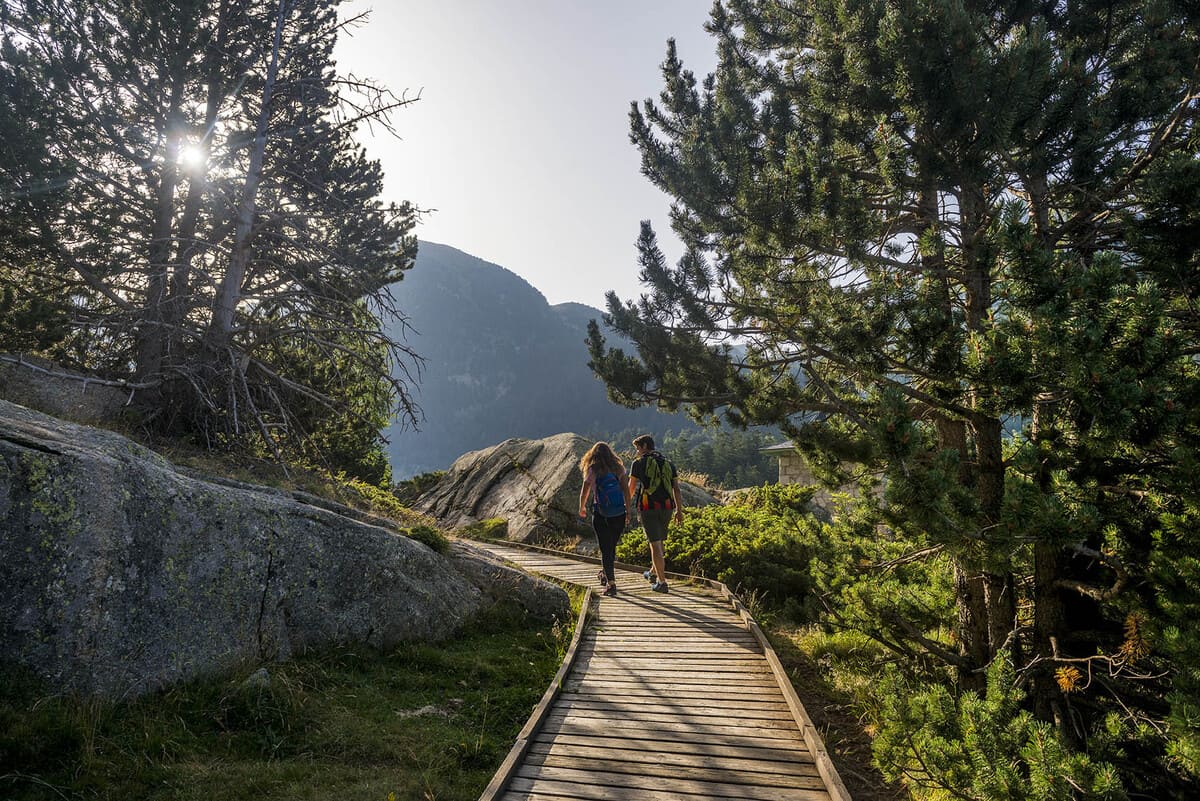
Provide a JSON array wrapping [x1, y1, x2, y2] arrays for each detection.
[[723, 587, 855, 801], [477, 585, 595, 801]]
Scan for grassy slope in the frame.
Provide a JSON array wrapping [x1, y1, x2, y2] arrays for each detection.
[[1, 594, 580, 801]]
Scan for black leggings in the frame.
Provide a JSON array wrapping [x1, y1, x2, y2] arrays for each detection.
[[591, 511, 625, 582]]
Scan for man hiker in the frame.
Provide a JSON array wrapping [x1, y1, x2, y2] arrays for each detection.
[[628, 434, 683, 593]]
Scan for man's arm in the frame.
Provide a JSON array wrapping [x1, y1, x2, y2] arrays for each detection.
[[672, 478, 684, 522]]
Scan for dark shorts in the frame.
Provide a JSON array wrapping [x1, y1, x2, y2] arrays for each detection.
[[640, 508, 672, 543]]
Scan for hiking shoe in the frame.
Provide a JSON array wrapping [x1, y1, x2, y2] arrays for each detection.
[[651, 580, 669, 593], [643, 569, 656, 582], [597, 569, 609, 587], [602, 584, 618, 597]]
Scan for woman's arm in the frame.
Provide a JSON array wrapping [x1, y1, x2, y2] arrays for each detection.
[[578, 471, 592, 518]]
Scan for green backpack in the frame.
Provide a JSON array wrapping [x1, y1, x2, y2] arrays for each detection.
[[641, 453, 676, 505]]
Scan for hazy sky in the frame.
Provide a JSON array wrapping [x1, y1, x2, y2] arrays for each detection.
[[333, 1, 718, 308]]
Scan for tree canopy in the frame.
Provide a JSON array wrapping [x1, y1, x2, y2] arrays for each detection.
[[0, 0, 419, 482], [589, 1, 1200, 795]]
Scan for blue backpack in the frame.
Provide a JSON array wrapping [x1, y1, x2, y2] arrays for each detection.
[[594, 471, 626, 517]]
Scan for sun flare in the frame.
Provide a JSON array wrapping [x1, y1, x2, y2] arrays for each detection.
[[178, 144, 206, 170]]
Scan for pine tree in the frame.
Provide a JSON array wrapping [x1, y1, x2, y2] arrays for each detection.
[[588, 1, 1200, 792], [0, 0, 419, 478]]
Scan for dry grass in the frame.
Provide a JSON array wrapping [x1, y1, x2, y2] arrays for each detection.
[[677, 468, 719, 490]]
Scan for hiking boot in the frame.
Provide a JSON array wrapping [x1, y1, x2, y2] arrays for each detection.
[[643, 569, 656, 582], [602, 584, 618, 597], [597, 569, 609, 587], [651, 580, 669, 593]]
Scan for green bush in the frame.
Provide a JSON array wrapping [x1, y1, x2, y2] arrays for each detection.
[[616, 484, 823, 618], [873, 655, 1126, 801], [336, 473, 410, 519], [458, 518, 508, 541], [400, 524, 449, 553], [331, 475, 446, 552]]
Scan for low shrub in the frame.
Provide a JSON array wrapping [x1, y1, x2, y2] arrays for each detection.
[[400, 524, 449, 553], [458, 518, 509, 541], [616, 484, 824, 619], [873, 656, 1125, 801]]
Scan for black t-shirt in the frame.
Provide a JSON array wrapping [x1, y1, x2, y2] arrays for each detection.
[[630, 451, 676, 511]]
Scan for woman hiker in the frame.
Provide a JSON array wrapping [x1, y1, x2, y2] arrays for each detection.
[[577, 441, 631, 597]]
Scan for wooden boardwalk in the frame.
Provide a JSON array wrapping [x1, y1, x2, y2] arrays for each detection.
[[475, 541, 851, 801]]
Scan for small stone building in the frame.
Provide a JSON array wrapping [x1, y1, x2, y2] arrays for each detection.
[[760, 440, 815, 486]]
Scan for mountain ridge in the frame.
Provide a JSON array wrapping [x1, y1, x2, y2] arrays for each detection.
[[383, 241, 692, 477]]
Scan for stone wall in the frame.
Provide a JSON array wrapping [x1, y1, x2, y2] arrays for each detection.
[[777, 452, 816, 486]]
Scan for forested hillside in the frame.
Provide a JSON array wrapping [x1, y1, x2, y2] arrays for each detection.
[[382, 242, 697, 476]]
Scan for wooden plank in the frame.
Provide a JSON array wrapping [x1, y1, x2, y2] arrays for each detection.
[[586, 645, 762, 655], [574, 671, 778, 686], [551, 700, 795, 722], [586, 639, 750, 647], [589, 633, 749, 640], [500, 793, 827, 801], [590, 628, 751, 637], [538, 718, 805, 747], [548, 704, 799, 725], [563, 675, 781, 691], [528, 731, 814, 764], [575, 658, 773, 673], [518, 761, 830, 793], [543, 717, 805, 744], [556, 692, 792, 713], [505, 776, 832, 801], [593, 616, 738, 623], [596, 601, 735, 610], [588, 642, 758, 652], [590, 623, 750, 632], [576, 659, 770, 669], [563, 680, 787, 698], [525, 741, 822, 776], [579, 653, 766, 663], [542, 712, 804, 741]]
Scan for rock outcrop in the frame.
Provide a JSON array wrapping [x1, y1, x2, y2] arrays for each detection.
[[416, 433, 718, 542], [0, 400, 567, 698], [0, 354, 130, 426]]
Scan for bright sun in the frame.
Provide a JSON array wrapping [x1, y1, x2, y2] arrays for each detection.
[[178, 144, 206, 170]]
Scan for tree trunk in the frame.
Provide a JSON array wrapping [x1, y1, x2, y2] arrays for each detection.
[[920, 179, 1000, 689], [1028, 397, 1072, 737], [209, 0, 288, 347], [169, 0, 232, 362], [955, 562, 991, 692], [136, 84, 185, 387], [961, 183, 1016, 679]]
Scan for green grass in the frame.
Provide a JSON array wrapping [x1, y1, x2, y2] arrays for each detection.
[[0, 595, 580, 801]]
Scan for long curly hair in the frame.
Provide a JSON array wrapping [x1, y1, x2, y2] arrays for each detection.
[[579, 441, 623, 478]]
